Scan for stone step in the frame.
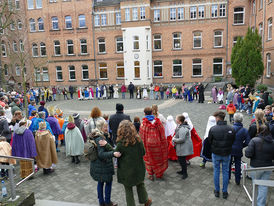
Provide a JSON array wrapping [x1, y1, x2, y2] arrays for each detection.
[[35, 200, 96, 206]]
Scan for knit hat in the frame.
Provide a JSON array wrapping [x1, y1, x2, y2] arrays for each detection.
[[72, 113, 79, 119], [40, 101, 45, 106], [48, 106, 55, 116], [68, 116, 74, 123], [56, 108, 63, 117], [116, 103, 124, 112], [39, 121, 46, 130]]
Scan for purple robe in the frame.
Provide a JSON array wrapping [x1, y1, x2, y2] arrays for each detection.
[[12, 128, 37, 158], [211, 88, 217, 102], [233, 93, 238, 106], [46, 116, 61, 136]]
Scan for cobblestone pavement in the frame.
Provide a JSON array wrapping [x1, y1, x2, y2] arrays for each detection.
[[9, 96, 274, 205]]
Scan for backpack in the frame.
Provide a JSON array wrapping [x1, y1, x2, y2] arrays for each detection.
[[84, 139, 98, 161]]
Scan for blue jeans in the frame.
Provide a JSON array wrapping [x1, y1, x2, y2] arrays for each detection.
[[150, 91, 154, 99], [53, 94, 56, 101], [122, 92, 125, 99], [250, 170, 271, 206], [97, 181, 112, 205], [212, 153, 231, 193], [229, 155, 241, 184], [160, 91, 164, 99]]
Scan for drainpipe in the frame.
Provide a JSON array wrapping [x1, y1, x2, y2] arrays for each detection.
[[261, 0, 266, 84], [92, 1, 97, 81], [225, 0, 229, 79]]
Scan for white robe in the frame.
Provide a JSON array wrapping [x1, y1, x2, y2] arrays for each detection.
[[143, 88, 148, 98], [103, 87, 107, 98], [114, 87, 119, 99]]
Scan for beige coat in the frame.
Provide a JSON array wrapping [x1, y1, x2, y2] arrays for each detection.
[[35, 130, 58, 168], [0, 142, 16, 164]]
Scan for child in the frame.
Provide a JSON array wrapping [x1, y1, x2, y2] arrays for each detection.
[[166, 88, 170, 99], [133, 116, 140, 133], [264, 105, 273, 122], [0, 136, 16, 179], [226, 100, 236, 123], [171, 86, 177, 99]]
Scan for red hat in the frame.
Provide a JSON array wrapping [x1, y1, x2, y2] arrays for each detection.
[[40, 101, 45, 106]]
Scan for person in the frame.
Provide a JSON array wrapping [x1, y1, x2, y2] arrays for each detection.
[[109, 85, 114, 99], [4, 104, 12, 123], [198, 83, 205, 103], [29, 110, 37, 121], [30, 111, 53, 135], [0, 110, 12, 143], [173, 115, 193, 179], [52, 86, 57, 101], [65, 116, 84, 164], [85, 107, 105, 137], [109, 104, 131, 145], [139, 107, 168, 180], [136, 87, 142, 99], [90, 120, 120, 206], [133, 116, 140, 133], [192, 84, 198, 101], [217, 88, 224, 104], [101, 84, 108, 99], [38, 101, 49, 118], [121, 84, 126, 99], [151, 104, 166, 126], [35, 121, 58, 175], [69, 85, 74, 99], [10, 98, 21, 115], [211, 86, 218, 103], [0, 136, 16, 178], [248, 109, 266, 139], [128, 82, 135, 99], [89, 86, 94, 100], [226, 100, 236, 123], [96, 84, 101, 100], [114, 84, 119, 99], [12, 120, 37, 178], [73, 113, 86, 142], [84, 87, 89, 100], [55, 108, 65, 145], [208, 111, 235, 199], [142, 85, 148, 100], [115, 120, 152, 206], [154, 85, 160, 100], [63, 88, 68, 100], [165, 115, 177, 161], [200, 116, 216, 168], [159, 84, 164, 100], [149, 84, 154, 100], [245, 125, 274, 206], [78, 87, 83, 100], [264, 105, 273, 122], [171, 86, 177, 99], [28, 101, 36, 118]]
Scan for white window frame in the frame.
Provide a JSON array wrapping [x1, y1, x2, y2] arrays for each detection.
[[17, 20, 22, 30], [98, 38, 106, 53], [173, 33, 181, 49], [268, 18, 272, 40], [133, 36, 139, 50], [65, 16, 72, 29], [29, 19, 36, 32], [154, 9, 160, 22], [116, 62, 125, 79], [178, 8, 184, 20], [52, 16, 59, 30], [198, 6, 204, 19], [101, 14, 107, 26], [190, 7, 197, 19], [125, 8, 130, 21], [170, 8, 176, 21], [234, 7, 245, 25], [54, 40, 61, 56], [1, 42, 7, 57], [13, 41, 18, 52], [220, 4, 226, 17], [99, 63, 108, 79], [78, 15, 86, 28], [213, 58, 223, 76], [211, 5, 218, 18], [40, 42, 46, 56], [116, 37, 123, 53], [27, 0, 34, 9], [32, 43, 38, 57], [193, 32, 202, 49], [153, 34, 162, 51], [16, 65, 21, 76], [15, 0, 20, 10], [134, 61, 140, 78], [42, 68, 49, 81], [19, 40, 24, 52], [82, 65, 89, 80], [140, 7, 146, 20], [133, 8, 138, 21], [153, 60, 163, 77], [38, 18, 44, 31], [10, 21, 15, 30], [56, 66, 63, 81], [69, 65, 76, 80], [266, 53, 271, 77], [259, 23, 263, 36], [67, 40, 74, 55], [116, 12, 121, 25], [192, 59, 202, 76], [80, 39, 87, 54], [36, 0, 42, 9], [172, 59, 182, 77], [35, 68, 41, 81], [214, 31, 223, 48], [95, 15, 100, 26]]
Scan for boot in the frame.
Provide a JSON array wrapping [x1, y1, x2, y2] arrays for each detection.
[[105, 202, 117, 206], [71, 156, 75, 163], [75, 156, 80, 164]]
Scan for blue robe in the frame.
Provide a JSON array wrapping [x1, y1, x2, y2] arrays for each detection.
[[38, 106, 49, 118], [30, 118, 53, 134], [28, 104, 37, 117], [84, 90, 89, 98]]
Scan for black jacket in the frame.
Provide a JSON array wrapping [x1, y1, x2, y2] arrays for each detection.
[[208, 121, 235, 156], [245, 134, 274, 167], [128, 83, 135, 92], [109, 112, 131, 144], [248, 120, 265, 139]]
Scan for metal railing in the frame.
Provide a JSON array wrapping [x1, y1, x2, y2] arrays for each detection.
[[0, 155, 35, 201], [242, 166, 274, 206]]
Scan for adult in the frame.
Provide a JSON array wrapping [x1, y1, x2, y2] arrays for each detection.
[[90, 120, 119, 206], [139, 107, 168, 180], [12, 120, 37, 178], [198, 83, 205, 103], [211, 86, 218, 103], [0, 110, 12, 143], [96, 84, 101, 100], [229, 113, 250, 185], [73, 113, 86, 142], [35, 121, 58, 175], [85, 107, 105, 137], [9, 110, 23, 134], [248, 109, 266, 139], [10, 98, 21, 115], [159, 84, 164, 100], [69, 85, 74, 99], [149, 84, 154, 100], [28, 100, 36, 118], [245, 125, 274, 206], [38, 101, 49, 118], [114, 84, 119, 99], [165, 115, 177, 161], [116, 120, 152, 206], [128, 82, 135, 99], [30, 111, 53, 134], [65, 116, 84, 164], [0, 97, 6, 107], [52, 86, 57, 101], [173, 115, 193, 179], [217, 88, 224, 104], [101, 84, 108, 99], [208, 111, 235, 199], [109, 85, 114, 99], [109, 104, 131, 145]]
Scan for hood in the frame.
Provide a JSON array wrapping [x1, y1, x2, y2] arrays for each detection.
[[227, 104, 234, 108], [259, 134, 273, 143], [9, 102, 16, 107], [181, 123, 190, 130], [15, 126, 27, 135], [67, 123, 76, 130], [0, 116, 7, 122]]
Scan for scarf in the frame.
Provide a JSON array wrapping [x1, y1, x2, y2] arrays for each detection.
[[145, 115, 155, 121]]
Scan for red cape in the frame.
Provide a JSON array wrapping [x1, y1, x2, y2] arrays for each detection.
[[167, 134, 178, 161], [186, 128, 202, 161]]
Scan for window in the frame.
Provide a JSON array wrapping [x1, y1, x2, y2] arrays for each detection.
[[52, 17, 59, 30], [134, 61, 140, 78], [15, 0, 20, 9], [154, 9, 160, 22], [29, 18, 35, 32], [260, 0, 263, 9], [213, 58, 223, 75], [95, 15, 100, 26], [17, 20, 22, 29], [10, 21, 15, 30], [125, 8, 130, 21], [214, 31, 223, 47], [253, 0, 256, 14], [80, 39, 87, 54], [192, 59, 202, 76], [116, 62, 124, 78], [13, 41, 18, 52], [220, 4, 226, 17], [99, 63, 107, 79], [101, 14, 107, 26], [98, 38, 106, 53], [69, 65, 76, 80], [1, 42, 6, 57], [38, 18, 44, 31], [116, 12, 121, 25], [146, 35, 149, 50], [153, 60, 162, 77], [198, 6, 204, 18], [79, 15, 86, 28], [4, 65, 8, 76], [16, 65, 20, 76], [173, 59, 182, 77], [153, 34, 161, 50], [140, 7, 145, 20], [211, 5, 218, 18], [190, 7, 197, 19], [19, 40, 24, 52], [116, 37, 123, 52], [193, 32, 202, 48], [178, 8, 184, 20], [65, 16, 72, 29], [233, 36, 242, 46], [67, 40, 74, 55], [56, 66, 63, 81], [54, 40, 61, 55], [173, 33, 181, 49], [27, 0, 34, 9], [40, 42, 46, 56], [266, 53, 271, 77], [42, 68, 49, 81], [147, 60, 150, 78], [36, 0, 42, 8], [268, 18, 272, 40], [133, 36, 139, 50], [170, 8, 176, 21], [234, 7, 244, 24], [82, 65, 89, 80], [35, 68, 41, 81], [133, 8, 138, 20], [259, 23, 263, 36]]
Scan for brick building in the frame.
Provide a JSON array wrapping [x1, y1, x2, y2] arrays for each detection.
[[1, 0, 273, 88]]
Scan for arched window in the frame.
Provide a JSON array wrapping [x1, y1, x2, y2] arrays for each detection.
[[40, 42, 46, 56], [1, 41, 7, 57], [13, 41, 18, 52], [17, 20, 22, 29], [51, 16, 59, 30], [32, 43, 38, 57], [29, 18, 35, 32], [54, 40, 61, 55], [38, 18, 44, 31]]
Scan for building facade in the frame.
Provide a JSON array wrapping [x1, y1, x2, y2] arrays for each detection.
[[1, 0, 273, 87]]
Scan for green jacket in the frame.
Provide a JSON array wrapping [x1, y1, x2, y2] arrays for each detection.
[[10, 102, 21, 115], [90, 136, 114, 183], [116, 140, 146, 187]]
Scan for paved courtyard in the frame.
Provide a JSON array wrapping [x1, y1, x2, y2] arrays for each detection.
[[9, 96, 274, 205]]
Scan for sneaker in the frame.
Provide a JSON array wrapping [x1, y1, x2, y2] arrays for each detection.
[[182, 174, 188, 180], [223, 192, 228, 199], [214, 190, 220, 198], [177, 171, 183, 175], [199, 163, 205, 168]]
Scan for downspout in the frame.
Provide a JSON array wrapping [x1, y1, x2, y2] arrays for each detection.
[[261, 0, 266, 83], [225, 0, 229, 79], [92, 1, 97, 80]]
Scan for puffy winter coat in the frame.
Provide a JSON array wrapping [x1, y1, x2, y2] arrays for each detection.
[[231, 122, 250, 157]]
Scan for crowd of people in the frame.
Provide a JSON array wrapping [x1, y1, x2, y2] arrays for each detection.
[[0, 84, 274, 206]]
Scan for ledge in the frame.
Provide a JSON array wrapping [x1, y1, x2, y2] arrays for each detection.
[[66, 54, 76, 56], [52, 55, 62, 57], [56, 80, 64, 82], [172, 76, 183, 78], [99, 78, 109, 80], [77, 27, 88, 30], [78, 53, 89, 56], [153, 76, 163, 79], [172, 48, 182, 51], [69, 80, 77, 82], [191, 75, 203, 78]]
